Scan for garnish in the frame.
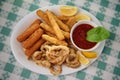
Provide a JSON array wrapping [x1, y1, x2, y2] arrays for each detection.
[[87, 27, 110, 42]]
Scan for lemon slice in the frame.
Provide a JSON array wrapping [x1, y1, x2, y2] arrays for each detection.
[[75, 13, 90, 21], [59, 6, 78, 16], [77, 51, 90, 65], [81, 51, 97, 58]]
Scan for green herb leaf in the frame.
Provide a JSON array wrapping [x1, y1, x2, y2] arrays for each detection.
[[86, 26, 110, 42]]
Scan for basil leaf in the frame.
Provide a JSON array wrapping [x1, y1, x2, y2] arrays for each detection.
[[86, 26, 110, 42]]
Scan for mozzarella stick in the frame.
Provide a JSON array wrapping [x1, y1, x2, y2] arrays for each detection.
[[53, 15, 70, 32], [36, 10, 51, 26], [25, 39, 45, 57], [66, 17, 76, 29], [42, 34, 67, 46], [22, 28, 44, 49], [46, 10, 64, 40], [31, 19, 41, 25], [17, 20, 41, 42], [40, 23, 54, 34]]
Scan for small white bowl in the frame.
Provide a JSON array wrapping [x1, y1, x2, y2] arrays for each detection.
[[70, 20, 100, 51]]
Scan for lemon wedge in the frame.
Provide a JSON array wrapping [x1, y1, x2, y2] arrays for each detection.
[[75, 13, 90, 21], [59, 6, 78, 16], [77, 51, 90, 65], [81, 51, 97, 58]]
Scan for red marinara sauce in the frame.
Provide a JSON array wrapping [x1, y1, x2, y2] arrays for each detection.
[[72, 24, 97, 49]]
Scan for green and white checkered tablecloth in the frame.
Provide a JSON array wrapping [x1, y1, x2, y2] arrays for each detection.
[[0, 0, 120, 80]]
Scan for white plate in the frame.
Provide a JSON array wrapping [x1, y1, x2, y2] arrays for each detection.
[[10, 5, 105, 75]]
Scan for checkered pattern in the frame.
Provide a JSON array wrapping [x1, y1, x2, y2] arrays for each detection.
[[0, 0, 120, 80]]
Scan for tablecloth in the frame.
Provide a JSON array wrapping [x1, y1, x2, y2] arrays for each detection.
[[0, 0, 120, 80]]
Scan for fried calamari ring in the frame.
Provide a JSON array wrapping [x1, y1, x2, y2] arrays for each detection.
[[65, 54, 80, 68], [46, 45, 69, 65], [40, 42, 69, 66], [32, 50, 50, 68], [40, 42, 56, 53], [32, 51, 43, 61], [49, 65, 62, 75], [36, 60, 51, 68], [65, 49, 80, 68]]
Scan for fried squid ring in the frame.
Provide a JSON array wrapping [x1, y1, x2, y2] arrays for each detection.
[[32, 51, 43, 61], [32, 51, 50, 68], [36, 60, 51, 68], [46, 45, 69, 65], [65, 49, 80, 68], [65, 56, 80, 68], [49, 65, 62, 75], [40, 42, 51, 53]]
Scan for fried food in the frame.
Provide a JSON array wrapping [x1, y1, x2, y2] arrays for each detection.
[[57, 15, 72, 20], [61, 30, 70, 39], [42, 34, 68, 46], [22, 28, 44, 49], [32, 51, 43, 61], [53, 14, 70, 32], [36, 10, 51, 25], [25, 38, 45, 57], [46, 10, 65, 40], [35, 42, 69, 75], [45, 31, 56, 38], [40, 23, 54, 34], [17, 19, 41, 42], [31, 19, 41, 25], [46, 45, 69, 65], [66, 16, 76, 29], [32, 51, 51, 68], [36, 60, 51, 68], [40, 23, 69, 39], [49, 65, 62, 75], [40, 42, 55, 53], [65, 50, 80, 68]]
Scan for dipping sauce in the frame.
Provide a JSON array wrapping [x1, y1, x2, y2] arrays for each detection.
[[72, 24, 97, 49]]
